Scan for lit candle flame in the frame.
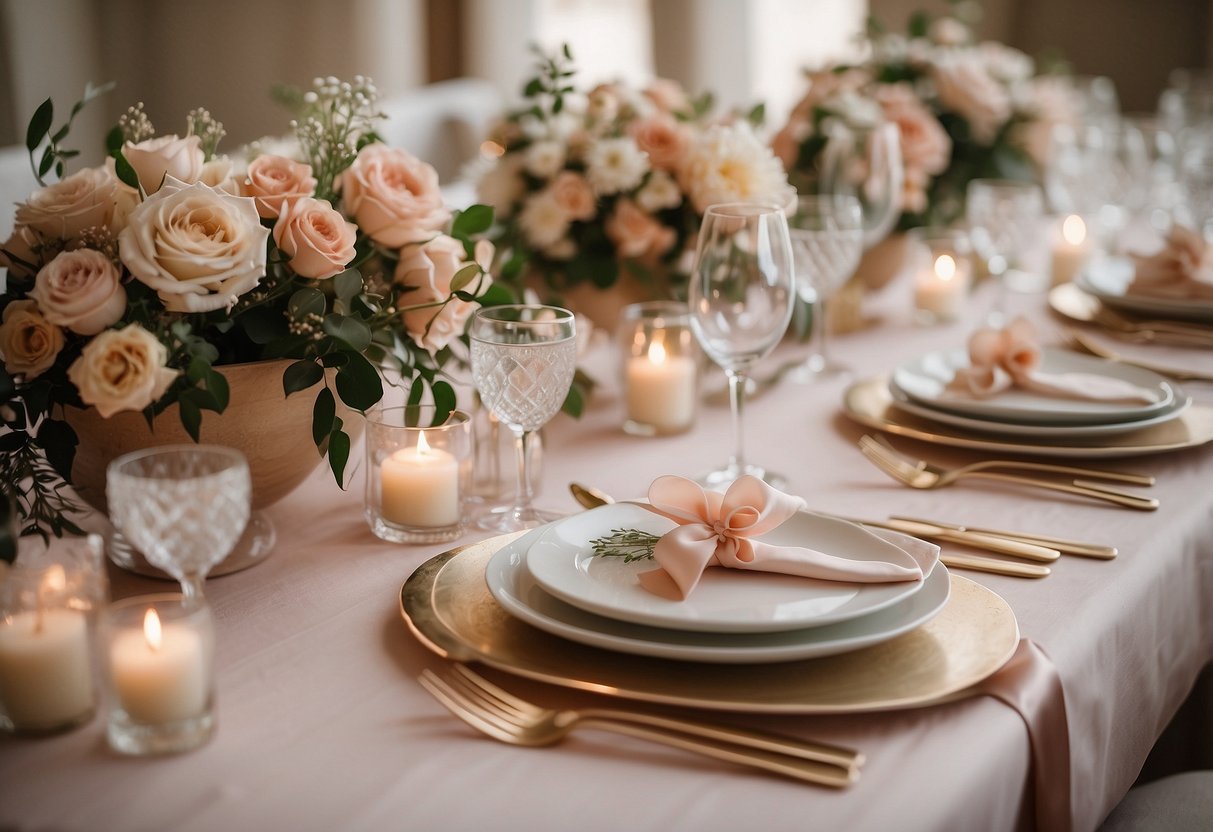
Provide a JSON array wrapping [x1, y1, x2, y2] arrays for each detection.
[[1062, 214, 1086, 246], [42, 564, 66, 594], [648, 340, 667, 365], [934, 254, 957, 282], [416, 431, 432, 456], [143, 608, 162, 652]]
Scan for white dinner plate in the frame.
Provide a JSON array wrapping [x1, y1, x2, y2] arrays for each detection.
[[888, 383, 1192, 438], [1076, 257, 1213, 323], [524, 503, 937, 634], [487, 529, 951, 664], [891, 347, 1176, 426]]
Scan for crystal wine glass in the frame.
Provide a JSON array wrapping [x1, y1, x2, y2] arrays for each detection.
[[787, 194, 864, 381], [689, 202, 795, 489], [965, 179, 1044, 324], [817, 120, 905, 248], [107, 445, 251, 604], [469, 304, 576, 532]]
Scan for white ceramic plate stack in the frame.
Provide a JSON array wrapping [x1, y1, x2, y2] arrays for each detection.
[[1076, 257, 1213, 324], [888, 347, 1191, 440], [484, 502, 949, 664]]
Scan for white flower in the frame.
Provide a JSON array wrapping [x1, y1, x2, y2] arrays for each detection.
[[928, 16, 970, 46], [677, 123, 794, 214], [832, 92, 884, 130], [518, 190, 571, 249], [475, 157, 525, 218], [931, 50, 1013, 144], [980, 41, 1034, 84], [585, 137, 648, 195], [524, 140, 566, 179], [636, 171, 683, 213]]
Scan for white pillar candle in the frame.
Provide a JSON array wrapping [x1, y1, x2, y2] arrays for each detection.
[[0, 608, 94, 730], [914, 253, 971, 321], [380, 432, 461, 527], [1051, 214, 1091, 286], [625, 340, 697, 432], [109, 608, 208, 724]]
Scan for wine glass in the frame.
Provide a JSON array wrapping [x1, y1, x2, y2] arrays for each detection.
[[965, 179, 1044, 324], [106, 445, 251, 605], [688, 202, 795, 489], [469, 304, 576, 532], [787, 194, 864, 381], [817, 120, 905, 248]]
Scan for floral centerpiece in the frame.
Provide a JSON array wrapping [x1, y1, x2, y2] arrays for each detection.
[[475, 47, 793, 317], [0, 77, 505, 537]]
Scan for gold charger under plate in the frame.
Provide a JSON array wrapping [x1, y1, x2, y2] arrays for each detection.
[[843, 375, 1213, 459], [399, 533, 1020, 714]]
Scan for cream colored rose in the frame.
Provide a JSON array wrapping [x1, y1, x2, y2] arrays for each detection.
[[118, 177, 269, 313], [606, 199, 676, 259], [342, 143, 451, 248], [874, 83, 951, 212], [395, 234, 494, 352], [200, 156, 241, 195], [931, 51, 1012, 144], [548, 171, 596, 221], [0, 300, 63, 378], [28, 249, 126, 335], [67, 324, 178, 417], [242, 154, 318, 218], [518, 190, 571, 249], [273, 197, 357, 279], [123, 134, 205, 194], [628, 114, 691, 172], [475, 158, 525, 219], [15, 166, 118, 241]]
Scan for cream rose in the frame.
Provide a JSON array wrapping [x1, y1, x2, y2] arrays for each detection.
[[395, 234, 494, 352], [0, 300, 63, 379], [931, 51, 1012, 144], [643, 79, 691, 115], [548, 171, 596, 221], [118, 177, 269, 313], [341, 143, 451, 248], [200, 156, 241, 195], [28, 249, 126, 335], [874, 84, 951, 212], [606, 199, 676, 260], [242, 154, 318, 218], [67, 324, 178, 417], [628, 114, 691, 172], [15, 166, 119, 241], [475, 158, 525, 218], [123, 134, 205, 194], [273, 197, 357, 279]]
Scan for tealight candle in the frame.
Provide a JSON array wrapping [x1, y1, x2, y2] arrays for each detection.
[[914, 251, 971, 323], [626, 340, 697, 434], [1051, 214, 1092, 286], [380, 432, 460, 528]]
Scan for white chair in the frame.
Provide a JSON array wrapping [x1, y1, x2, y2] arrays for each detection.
[[1099, 771, 1213, 831]]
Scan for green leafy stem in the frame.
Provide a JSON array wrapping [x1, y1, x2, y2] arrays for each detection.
[[589, 528, 660, 562]]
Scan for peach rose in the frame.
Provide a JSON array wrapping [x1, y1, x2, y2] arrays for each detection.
[[15, 166, 119, 241], [118, 177, 269, 313], [0, 300, 63, 378], [548, 172, 596, 221], [628, 114, 692, 172], [123, 134, 205, 194], [606, 199, 675, 259], [28, 249, 126, 335], [874, 84, 951, 212], [395, 234, 494, 352], [643, 79, 691, 115], [341, 144, 451, 248], [273, 197, 357, 279], [931, 51, 1011, 144], [67, 323, 178, 417], [242, 155, 318, 218]]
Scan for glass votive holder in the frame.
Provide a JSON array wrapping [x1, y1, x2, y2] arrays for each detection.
[[0, 534, 107, 735], [1050, 213, 1095, 286], [909, 227, 974, 324], [104, 593, 215, 755], [618, 301, 699, 436], [365, 405, 472, 544]]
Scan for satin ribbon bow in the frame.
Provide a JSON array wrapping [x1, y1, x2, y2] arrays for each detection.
[[638, 475, 925, 600], [1129, 224, 1213, 301]]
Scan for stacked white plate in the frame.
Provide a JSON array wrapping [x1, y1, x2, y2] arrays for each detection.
[[888, 347, 1191, 439], [1076, 257, 1213, 324], [485, 502, 949, 664]]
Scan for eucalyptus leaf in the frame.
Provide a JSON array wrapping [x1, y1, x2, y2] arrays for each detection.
[[333, 269, 363, 303], [205, 370, 230, 411], [312, 386, 336, 447], [322, 313, 372, 352], [113, 151, 140, 190], [26, 98, 52, 152], [283, 359, 323, 396], [289, 287, 326, 321], [334, 352, 382, 411], [448, 264, 481, 294], [432, 380, 456, 423], [451, 204, 493, 238], [179, 397, 202, 442], [327, 427, 351, 488]]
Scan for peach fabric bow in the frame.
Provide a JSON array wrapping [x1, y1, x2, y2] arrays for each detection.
[[946, 317, 1157, 403], [637, 475, 925, 600], [1129, 225, 1213, 301]]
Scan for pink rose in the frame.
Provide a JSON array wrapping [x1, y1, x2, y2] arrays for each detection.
[[606, 199, 676, 260], [273, 197, 358, 279], [15, 166, 119, 241], [395, 234, 493, 352], [874, 84, 951, 212], [931, 51, 1012, 144], [28, 249, 126, 335], [643, 79, 691, 115], [67, 323, 178, 417], [123, 134, 205, 194], [341, 144, 451, 248], [0, 300, 63, 378], [242, 154, 318, 218], [628, 114, 692, 172], [548, 172, 596, 221]]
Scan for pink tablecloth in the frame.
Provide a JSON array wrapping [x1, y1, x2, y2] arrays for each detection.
[[2, 279, 1211, 832]]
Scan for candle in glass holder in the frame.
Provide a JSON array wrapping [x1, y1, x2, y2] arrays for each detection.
[[914, 252, 971, 323], [626, 340, 697, 434], [380, 431, 460, 528], [110, 607, 207, 724], [1051, 214, 1092, 286]]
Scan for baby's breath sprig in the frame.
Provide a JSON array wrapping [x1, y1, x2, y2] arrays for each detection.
[[118, 102, 155, 144], [186, 107, 226, 160], [290, 75, 384, 202], [590, 528, 660, 562]]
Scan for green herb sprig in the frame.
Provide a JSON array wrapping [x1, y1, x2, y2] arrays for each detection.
[[589, 528, 660, 562]]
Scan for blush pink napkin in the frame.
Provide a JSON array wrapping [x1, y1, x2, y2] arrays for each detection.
[[946, 317, 1157, 403], [637, 475, 926, 600], [1129, 225, 1213, 301]]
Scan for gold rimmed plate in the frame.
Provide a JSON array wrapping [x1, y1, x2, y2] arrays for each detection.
[[399, 533, 1020, 714]]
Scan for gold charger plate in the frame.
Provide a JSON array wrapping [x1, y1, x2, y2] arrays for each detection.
[[399, 533, 1020, 714], [843, 375, 1213, 459]]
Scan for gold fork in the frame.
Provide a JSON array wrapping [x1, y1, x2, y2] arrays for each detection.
[[419, 665, 860, 787], [858, 436, 1159, 511]]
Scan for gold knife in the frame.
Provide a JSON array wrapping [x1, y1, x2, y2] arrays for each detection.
[[839, 517, 1061, 562], [890, 516, 1117, 559], [940, 554, 1050, 578]]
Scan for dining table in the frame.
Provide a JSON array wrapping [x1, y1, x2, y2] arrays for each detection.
[[2, 271, 1211, 832]]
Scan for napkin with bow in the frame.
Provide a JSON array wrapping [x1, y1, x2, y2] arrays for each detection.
[[1129, 225, 1213, 301], [636, 475, 929, 600], [945, 317, 1158, 403]]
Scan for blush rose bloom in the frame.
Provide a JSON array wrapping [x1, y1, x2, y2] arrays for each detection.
[[123, 134, 206, 194], [548, 171, 596, 221], [0, 300, 63, 379], [28, 249, 126, 335], [67, 323, 178, 418], [874, 84, 951, 213], [15, 166, 119, 241], [395, 235, 494, 352], [628, 114, 692, 172], [341, 143, 451, 247], [606, 199, 676, 259], [273, 197, 357, 279], [118, 177, 269, 313], [242, 154, 318, 218], [931, 51, 1012, 144], [643, 79, 691, 115]]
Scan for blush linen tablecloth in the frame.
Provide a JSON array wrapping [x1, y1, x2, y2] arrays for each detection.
[[1, 279, 1211, 832]]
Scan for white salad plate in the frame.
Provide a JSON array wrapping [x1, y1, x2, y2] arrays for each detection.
[[523, 503, 937, 634], [1076, 257, 1213, 323]]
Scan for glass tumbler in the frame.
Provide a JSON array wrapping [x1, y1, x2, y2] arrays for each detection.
[[909, 227, 973, 324], [618, 301, 699, 436]]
